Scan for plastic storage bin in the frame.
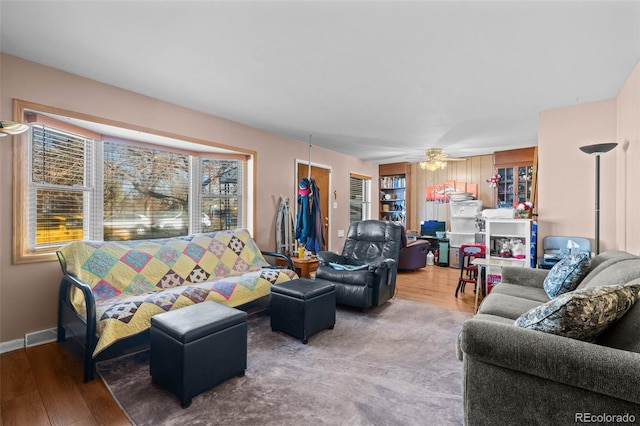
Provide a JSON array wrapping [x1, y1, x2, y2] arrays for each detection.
[[450, 217, 478, 233], [450, 200, 483, 217], [447, 232, 476, 247]]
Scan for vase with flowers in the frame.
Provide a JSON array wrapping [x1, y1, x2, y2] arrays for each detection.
[[514, 201, 534, 219]]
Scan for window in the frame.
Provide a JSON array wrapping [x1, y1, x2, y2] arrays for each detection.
[[103, 141, 191, 241], [30, 124, 96, 247], [349, 173, 371, 223], [201, 159, 242, 231], [14, 101, 254, 263]]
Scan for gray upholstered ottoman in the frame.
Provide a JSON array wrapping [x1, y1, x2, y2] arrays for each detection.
[[150, 301, 247, 408], [270, 278, 336, 344]]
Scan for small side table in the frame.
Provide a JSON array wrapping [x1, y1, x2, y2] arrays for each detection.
[[471, 258, 524, 313], [276, 256, 319, 278]]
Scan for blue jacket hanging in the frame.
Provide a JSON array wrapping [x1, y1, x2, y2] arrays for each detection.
[[295, 177, 326, 253], [295, 178, 312, 246]]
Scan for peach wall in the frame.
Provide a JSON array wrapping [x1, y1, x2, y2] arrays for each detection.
[[0, 54, 378, 344], [538, 61, 640, 257], [409, 154, 495, 231], [538, 99, 618, 255], [616, 62, 640, 254]]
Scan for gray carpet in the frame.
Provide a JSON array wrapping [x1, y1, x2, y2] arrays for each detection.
[[96, 298, 472, 426]]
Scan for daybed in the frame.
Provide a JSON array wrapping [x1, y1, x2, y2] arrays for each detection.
[[57, 228, 297, 381], [458, 250, 640, 425]]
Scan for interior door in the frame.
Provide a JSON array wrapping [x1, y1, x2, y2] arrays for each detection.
[[297, 162, 330, 251]]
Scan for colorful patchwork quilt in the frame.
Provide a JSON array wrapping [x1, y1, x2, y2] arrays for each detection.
[[59, 229, 297, 356]]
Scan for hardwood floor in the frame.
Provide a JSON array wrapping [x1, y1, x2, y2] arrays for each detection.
[[395, 263, 477, 313], [0, 265, 475, 426]]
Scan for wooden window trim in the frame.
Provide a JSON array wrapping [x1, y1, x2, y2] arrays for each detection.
[[11, 99, 257, 264]]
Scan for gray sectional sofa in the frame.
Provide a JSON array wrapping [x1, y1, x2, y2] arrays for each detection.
[[458, 250, 640, 425]]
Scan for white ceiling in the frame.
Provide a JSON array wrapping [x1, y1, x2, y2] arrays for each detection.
[[2, 1, 639, 163]]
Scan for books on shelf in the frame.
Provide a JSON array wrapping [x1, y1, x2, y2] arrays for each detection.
[[380, 176, 406, 188]]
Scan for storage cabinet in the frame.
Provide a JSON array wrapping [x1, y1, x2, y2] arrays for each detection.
[[493, 147, 535, 207], [379, 163, 410, 225], [495, 165, 534, 205], [484, 219, 532, 283]]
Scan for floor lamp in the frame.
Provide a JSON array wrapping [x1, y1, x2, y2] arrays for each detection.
[[579, 142, 617, 255]]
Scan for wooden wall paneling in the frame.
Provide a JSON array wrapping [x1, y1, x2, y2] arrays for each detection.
[[405, 163, 411, 228], [379, 162, 408, 176], [494, 147, 535, 166], [530, 146, 539, 207], [410, 154, 495, 230], [479, 154, 495, 208]]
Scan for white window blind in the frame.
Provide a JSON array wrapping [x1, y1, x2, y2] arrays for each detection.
[[29, 124, 96, 248], [23, 114, 249, 255], [349, 173, 371, 223]]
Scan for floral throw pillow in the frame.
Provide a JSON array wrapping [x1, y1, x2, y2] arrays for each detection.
[[543, 252, 591, 298], [515, 283, 640, 341]]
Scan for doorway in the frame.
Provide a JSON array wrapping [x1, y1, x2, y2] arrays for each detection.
[[296, 161, 331, 251]]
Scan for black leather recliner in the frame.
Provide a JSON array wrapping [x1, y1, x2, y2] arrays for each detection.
[[315, 220, 402, 309]]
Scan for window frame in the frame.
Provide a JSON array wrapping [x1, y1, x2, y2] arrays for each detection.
[[349, 172, 372, 223], [12, 99, 257, 264]]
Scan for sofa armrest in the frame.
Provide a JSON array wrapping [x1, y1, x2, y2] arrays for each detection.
[[261, 251, 295, 271], [501, 266, 549, 288], [460, 318, 640, 404], [58, 273, 98, 382]]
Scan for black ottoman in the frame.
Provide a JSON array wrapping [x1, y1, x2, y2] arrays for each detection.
[[271, 278, 336, 344], [150, 301, 247, 408]]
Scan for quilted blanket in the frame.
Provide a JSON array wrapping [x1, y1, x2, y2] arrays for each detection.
[[59, 229, 297, 356]]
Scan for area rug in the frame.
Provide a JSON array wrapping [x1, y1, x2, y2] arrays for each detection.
[[96, 298, 472, 426]]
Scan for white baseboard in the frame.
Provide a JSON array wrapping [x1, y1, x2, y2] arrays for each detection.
[[25, 328, 58, 347], [0, 327, 58, 354], [0, 338, 24, 354]]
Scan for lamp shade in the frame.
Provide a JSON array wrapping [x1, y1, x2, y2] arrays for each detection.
[[0, 120, 29, 137], [579, 143, 618, 155]]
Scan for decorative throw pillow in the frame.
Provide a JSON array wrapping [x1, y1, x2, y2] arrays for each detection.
[[543, 252, 591, 298], [515, 283, 640, 341]]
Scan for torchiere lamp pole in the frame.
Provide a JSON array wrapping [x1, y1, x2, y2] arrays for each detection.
[[579, 142, 617, 255]]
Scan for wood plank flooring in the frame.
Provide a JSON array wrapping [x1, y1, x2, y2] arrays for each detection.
[[0, 265, 474, 426]]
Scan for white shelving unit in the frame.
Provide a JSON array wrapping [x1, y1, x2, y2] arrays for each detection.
[[484, 219, 532, 283]]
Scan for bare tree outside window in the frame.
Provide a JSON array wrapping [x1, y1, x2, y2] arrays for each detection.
[[103, 143, 189, 240], [201, 159, 241, 231], [31, 125, 92, 246], [27, 122, 244, 247], [16, 102, 251, 262]]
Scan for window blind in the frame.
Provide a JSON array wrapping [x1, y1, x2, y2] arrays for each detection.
[[349, 173, 371, 223], [29, 124, 96, 248]]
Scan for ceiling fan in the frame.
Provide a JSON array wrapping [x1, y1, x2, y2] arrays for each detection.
[[419, 148, 467, 171]]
